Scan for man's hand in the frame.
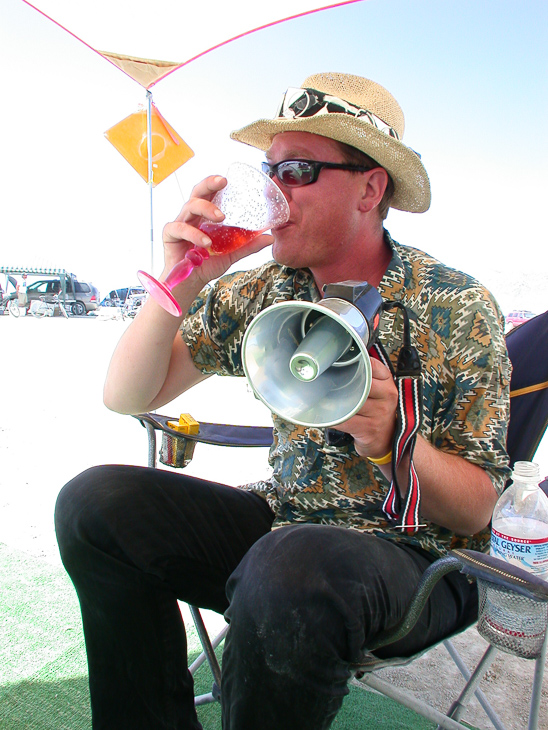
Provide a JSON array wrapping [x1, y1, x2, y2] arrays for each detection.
[[336, 356, 498, 535], [161, 175, 273, 290], [335, 357, 398, 459]]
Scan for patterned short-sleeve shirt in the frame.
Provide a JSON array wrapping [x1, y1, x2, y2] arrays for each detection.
[[181, 232, 511, 559]]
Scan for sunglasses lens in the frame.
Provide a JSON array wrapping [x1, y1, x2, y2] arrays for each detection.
[[277, 162, 314, 186]]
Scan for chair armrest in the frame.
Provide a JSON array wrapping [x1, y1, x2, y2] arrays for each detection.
[[365, 548, 548, 659], [369, 554, 462, 651], [134, 412, 274, 448], [451, 548, 548, 602]]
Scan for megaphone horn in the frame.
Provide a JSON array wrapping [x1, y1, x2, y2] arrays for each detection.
[[242, 281, 382, 428]]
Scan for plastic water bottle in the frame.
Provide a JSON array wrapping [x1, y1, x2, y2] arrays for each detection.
[[490, 461, 548, 580], [479, 462, 548, 657]]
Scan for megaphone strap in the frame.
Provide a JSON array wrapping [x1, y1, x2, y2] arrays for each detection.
[[386, 374, 422, 533], [374, 303, 424, 534], [369, 338, 394, 373]]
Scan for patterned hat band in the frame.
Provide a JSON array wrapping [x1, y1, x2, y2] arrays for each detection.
[[230, 73, 431, 212], [276, 87, 400, 141]]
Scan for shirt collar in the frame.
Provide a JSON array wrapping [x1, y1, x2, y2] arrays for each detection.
[[377, 230, 407, 301]]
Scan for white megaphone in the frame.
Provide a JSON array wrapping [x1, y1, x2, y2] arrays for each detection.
[[242, 281, 382, 428]]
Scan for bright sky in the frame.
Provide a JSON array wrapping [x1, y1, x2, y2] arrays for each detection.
[[1, 0, 546, 313]]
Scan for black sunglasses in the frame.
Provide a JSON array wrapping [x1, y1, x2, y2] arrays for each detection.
[[261, 159, 375, 187]]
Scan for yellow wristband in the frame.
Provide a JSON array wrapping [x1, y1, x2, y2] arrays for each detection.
[[367, 450, 392, 466]]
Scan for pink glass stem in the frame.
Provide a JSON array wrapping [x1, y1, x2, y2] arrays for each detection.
[[165, 247, 210, 288], [137, 246, 210, 317]]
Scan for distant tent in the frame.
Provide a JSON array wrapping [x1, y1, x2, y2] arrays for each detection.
[[0, 266, 75, 302]]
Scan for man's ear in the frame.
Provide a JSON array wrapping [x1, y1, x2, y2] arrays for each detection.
[[358, 168, 389, 214]]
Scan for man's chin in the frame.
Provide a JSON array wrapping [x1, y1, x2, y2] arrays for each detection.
[[271, 242, 293, 268], [271, 230, 299, 267]]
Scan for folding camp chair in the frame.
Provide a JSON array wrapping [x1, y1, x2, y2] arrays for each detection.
[[135, 309, 548, 728]]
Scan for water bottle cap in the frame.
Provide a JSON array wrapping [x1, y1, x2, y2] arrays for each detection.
[[512, 460, 541, 483]]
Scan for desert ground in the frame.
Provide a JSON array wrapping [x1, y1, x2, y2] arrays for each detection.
[[1, 312, 546, 729]]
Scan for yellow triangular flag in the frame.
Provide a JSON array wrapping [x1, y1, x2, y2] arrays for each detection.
[[105, 104, 194, 185]]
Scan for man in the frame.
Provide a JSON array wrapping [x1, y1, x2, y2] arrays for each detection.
[[55, 73, 511, 729], [17, 273, 28, 309]]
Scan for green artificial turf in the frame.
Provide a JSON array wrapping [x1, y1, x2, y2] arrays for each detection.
[[1, 542, 478, 729]]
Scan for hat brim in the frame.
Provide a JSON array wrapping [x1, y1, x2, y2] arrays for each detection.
[[231, 114, 431, 213]]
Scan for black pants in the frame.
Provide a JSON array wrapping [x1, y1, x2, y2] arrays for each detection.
[[55, 464, 477, 730]]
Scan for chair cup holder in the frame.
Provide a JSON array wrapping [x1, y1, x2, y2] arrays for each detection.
[[160, 432, 197, 469], [477, 579, 548, 659]]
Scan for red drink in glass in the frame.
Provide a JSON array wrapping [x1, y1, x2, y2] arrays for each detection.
[[200, 223, 262, 255], [137, 162, 288, 317]]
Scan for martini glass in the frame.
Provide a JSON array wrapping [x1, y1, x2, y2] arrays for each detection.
[[137, 162, 289, 316]]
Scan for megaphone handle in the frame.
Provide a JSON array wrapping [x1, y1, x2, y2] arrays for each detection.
[[324, 429, 354, 447]]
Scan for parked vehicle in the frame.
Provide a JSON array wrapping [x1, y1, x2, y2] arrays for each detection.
[[100, 286, 145, 308], [101, 289, 127, 308], [123, 289, 147, 318], [4, 277, 99, 315], [505, 310, 536, 330]]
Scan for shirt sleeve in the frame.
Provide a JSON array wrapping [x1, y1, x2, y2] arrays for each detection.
[[179, 263, 283, 377], [428, 286, 512, 494]]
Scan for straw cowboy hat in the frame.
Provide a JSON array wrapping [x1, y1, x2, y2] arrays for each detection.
[[231, 72, 431, 213]]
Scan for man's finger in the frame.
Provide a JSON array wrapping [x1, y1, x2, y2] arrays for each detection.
[[370, 356, 393, 380]]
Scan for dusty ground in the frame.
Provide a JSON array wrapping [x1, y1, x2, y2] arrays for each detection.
[[1, 313, 546, 729]]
